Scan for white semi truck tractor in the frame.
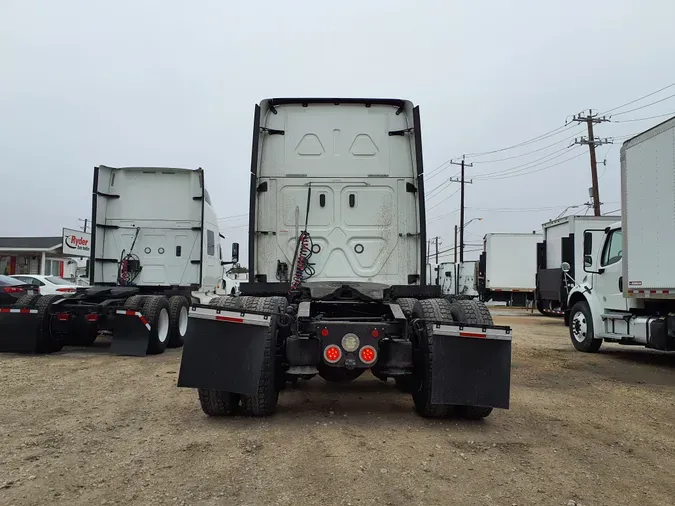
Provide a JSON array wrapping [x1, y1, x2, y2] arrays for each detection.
[[0, 166, 230, 356], [565, 116, 675, 353], [178, 97, 514, 419]]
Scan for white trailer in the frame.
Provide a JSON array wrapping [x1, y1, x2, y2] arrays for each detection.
[[0, 166, 234, 356], [478, 232, 542, 306], [438, 261, 479, 298], [565, 116, 675, 353], [536, 215, 618, 316]]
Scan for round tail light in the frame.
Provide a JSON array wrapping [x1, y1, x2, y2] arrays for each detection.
[[359, 345, 377, 365], [323, 345, 342, 364]]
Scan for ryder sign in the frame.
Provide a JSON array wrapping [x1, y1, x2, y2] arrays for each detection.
[[62, 228, 91, 256]]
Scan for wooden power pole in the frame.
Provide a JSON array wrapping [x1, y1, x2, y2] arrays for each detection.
[[449, 157, 474, 262], [570, 110, 611, 216]]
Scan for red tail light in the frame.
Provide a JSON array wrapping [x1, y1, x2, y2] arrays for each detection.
[[320, 328, 329, 337], [56, 288, 76, 293], [359, 345, 377, 365], [57, 313, 70, 322], [85, 314, 99, 322], [3, 287, 24, 294], [323, 345, 342, 364], [371, 329, 380, 338]]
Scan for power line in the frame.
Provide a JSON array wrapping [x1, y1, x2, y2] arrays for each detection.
[[426, 188, 460, 212], [476, 151, 587, 181], [601, 81, 675, 115], [609, 92, 675, 117], [469, 129, 585, 164], [463, 123, 575, 158], [612, 111, 675, 123], [472, 146, 572, 179]]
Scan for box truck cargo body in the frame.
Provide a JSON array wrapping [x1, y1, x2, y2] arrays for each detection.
[[479, 232, 542, 306], [566, 116, 675, 353], [536, 215, 618, 316]]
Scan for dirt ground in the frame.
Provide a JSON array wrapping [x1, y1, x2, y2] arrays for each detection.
[[1, 311, 674, 506]]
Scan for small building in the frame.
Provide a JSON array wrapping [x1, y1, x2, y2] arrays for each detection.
[[0, 229, 91, 281]]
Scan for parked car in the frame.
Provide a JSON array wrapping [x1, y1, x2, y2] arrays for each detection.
[[10, 275, 84, 295], [0, 275, 36, 304]]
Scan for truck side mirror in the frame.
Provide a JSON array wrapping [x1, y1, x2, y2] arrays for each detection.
[[583, 232, 592, 256], [584, 255, 593, 268], [231, 242, 239, 264], [561, 262, 571, 273]]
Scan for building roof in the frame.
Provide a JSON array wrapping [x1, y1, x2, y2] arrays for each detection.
[[0, 237, 62, 250]]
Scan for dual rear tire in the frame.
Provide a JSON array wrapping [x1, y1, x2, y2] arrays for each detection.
[[409, 298, 494, 420]]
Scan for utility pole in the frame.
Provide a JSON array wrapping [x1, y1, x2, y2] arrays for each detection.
[[78, 218, 89, 233], [570, 110, 611, 216], [454, 225, 458, 263], [435, 236, 440, 264], [449, 156, 474, 262]]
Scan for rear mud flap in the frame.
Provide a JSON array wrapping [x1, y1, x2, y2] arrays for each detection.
[[110, 310, 151, 356], [177, 306, 271, 396], [430, 324, 512, 409], [0, 309, 42, 353]]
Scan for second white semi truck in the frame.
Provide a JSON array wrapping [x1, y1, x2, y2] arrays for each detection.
[[0, 165, 232, 356], [565, 116, 675, 353]]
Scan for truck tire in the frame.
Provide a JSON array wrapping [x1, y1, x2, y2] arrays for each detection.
[[410, 298, 455, 418], [317, 363, 364, 383], [569, 301, 602, 352], [449, 299, 494, 420], [144, 296, 171, 355], [449, 299, 494, 325], [14, 293, 42, 308], [211, 295, 237, 309], [395, 298, 418, 320], [124, 295, 149, 311], [35, 295, 66, 353], [167, 296, 189, 349], [198, 388, 240, 416], [241, 297, 281, 416]]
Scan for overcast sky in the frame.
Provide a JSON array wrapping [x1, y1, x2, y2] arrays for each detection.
[[2, 0, 674, 264]]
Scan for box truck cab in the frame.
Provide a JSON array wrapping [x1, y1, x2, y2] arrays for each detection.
[[565, 116, 675, 353]]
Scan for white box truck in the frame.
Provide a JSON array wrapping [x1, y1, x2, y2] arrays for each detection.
[[536, 215, 618, 317], [0, 166, 234, 356], [177, 97, 513, 419], [565, 116, 675, 353], [478, 232, 542, 306]]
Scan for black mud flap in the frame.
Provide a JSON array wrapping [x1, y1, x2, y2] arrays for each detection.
[[0, 308, 43, 353], [430, 323, 512, 409], [177, 306, 271, 396], [110, 309, 151, 356]]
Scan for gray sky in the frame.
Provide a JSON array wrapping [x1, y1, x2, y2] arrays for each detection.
[[2, 0, 674, 264]]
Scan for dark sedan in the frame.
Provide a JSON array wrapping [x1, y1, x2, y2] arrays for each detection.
[[0, 275, 37, 305]]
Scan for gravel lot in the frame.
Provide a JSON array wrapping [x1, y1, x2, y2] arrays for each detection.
[[1, 311, 674, 506]]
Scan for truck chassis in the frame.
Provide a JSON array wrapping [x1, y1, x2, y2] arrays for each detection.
[[0, 288, 191, 356], [178, 284, 512, 419]]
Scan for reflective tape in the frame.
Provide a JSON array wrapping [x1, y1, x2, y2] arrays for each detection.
[[188, 306, 271, 327], [115, 310, 151, 331], [432, 323, 512, 342]]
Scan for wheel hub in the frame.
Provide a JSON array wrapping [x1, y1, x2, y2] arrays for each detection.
[[572, 312, 587, 343]]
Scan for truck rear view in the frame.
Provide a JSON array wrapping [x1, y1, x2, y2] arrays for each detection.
[[178, 98, 513, 419], [0, 166, 221, 356]]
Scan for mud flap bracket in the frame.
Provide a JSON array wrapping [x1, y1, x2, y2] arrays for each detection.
[[177, 306, 272, 396], [430, 323, 512, 409]]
